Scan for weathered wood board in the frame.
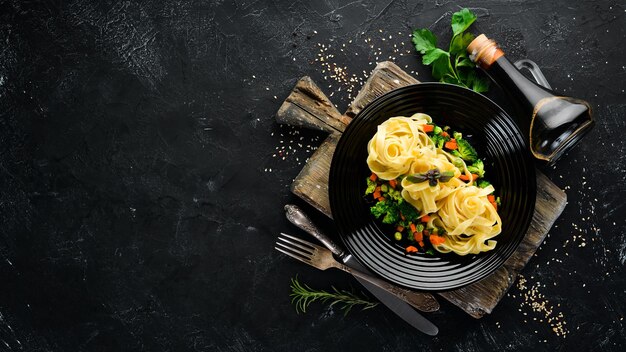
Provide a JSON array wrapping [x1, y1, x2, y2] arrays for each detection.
[[276, 61, 567, 318]]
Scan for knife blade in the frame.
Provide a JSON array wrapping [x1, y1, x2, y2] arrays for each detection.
[[285, 204, 439, 335]]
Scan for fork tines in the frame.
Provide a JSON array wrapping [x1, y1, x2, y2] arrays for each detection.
[[275, 232, 319, 263]]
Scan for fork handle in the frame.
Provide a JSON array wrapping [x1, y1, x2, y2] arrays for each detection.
[[332, 262, 440, 312], [285, 204, 346, 257]]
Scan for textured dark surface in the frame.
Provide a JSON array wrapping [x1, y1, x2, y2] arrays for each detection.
[[0, 1, 624, 351]]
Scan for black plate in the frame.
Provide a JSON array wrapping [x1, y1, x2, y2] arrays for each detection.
[[329, 83, 536, 291]]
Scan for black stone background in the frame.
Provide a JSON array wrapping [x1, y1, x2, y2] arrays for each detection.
[[1, 1, 624, 351]]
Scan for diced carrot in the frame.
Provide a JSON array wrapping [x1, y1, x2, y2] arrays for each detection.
[[487, 195, 496, 203], [389, 179, 397, 189], [423, 229, 430, 237], [418, 241, 424, 247], [396, 225, 404, 232], [441, 131, 449, 138], [400, 213, 406, 221], [430, 235, 446, 245], [373, 190, 381, 199], [444, 139, 458, 150], [420, 214, 431, 223], [369, 173, 378, 181], [377, 197, 385, 202], [409, 223, 417, 233], [490, 201, 498, 211], [459, 173, 479, 181], [414, 231, 423, 242], [422, 124, 434, 132], [406, 246, 418, 253]]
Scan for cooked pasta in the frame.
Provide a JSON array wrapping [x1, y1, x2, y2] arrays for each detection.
[[365, 113, 502, 256], [430, 185, 501, 255], [366, 114, 433, 180]]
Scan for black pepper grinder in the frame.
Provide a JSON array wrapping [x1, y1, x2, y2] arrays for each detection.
[[467, 34, 595, 165]]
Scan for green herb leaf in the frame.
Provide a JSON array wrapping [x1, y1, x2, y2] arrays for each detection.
[[422, 48, 449, 65], [290, 276, 378, 316], [472, 75, 491, 93], [439, 170, 455, 182], [411, 8, 488, 93], [406, 174, 428, 183], [450, 32, 475, 55], [451, 8, 477, 36], [411, 29, 437, 54], [456, 56, 475, 68], [431, 54, 455, 81]]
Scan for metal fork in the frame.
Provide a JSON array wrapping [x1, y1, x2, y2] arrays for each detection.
[[275, 232, 439, 312]]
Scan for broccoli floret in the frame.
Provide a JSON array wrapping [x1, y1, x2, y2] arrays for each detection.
[[467, 159, 485, 178], [430, 134, 446, 149], [453, 131, 463, 140], [398, 201, 420, 223], [455, 138, 478, 162], [365, 177, 377, 195], [370, 200, 400, 225], [370, 201, 390, 218], [433, 126, 443, 134], [476, 179, 491, 188], [386, 187, 403, 202], [382, 210, 400, 224]]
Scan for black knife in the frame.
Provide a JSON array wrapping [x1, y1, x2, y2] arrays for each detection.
[[284, 204, 439, 335]]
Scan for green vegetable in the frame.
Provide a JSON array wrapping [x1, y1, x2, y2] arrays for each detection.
[[386, 187, 403, 202], [430, 134, 447, 149], [433, 125, 443, 134], [398, 200, 420, 223], [467, 159, 485, 178], [365, 177, 377, 195], [394, 232, 402, 241], [455, 138, 478, 162], [290, 276, 378, 316], [370, 200, 399, 224], [476, 179, 491, 188], [380, 184, 389, 193], [411, 8, 490, 93]]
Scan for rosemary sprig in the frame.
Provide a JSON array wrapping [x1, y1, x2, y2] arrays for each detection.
[[290, 276, 379, 316]]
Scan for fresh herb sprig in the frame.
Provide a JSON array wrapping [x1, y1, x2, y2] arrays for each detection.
[[290, 277, 378, 316], [412, 8, 490, 93], [406, 168, 454, 186]]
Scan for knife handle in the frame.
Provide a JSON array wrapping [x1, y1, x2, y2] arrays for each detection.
[[284, 204, 346, 257], [333, 261, 440, 312]]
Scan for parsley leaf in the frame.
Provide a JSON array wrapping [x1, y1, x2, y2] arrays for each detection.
[[422, 48, 449, 65], [450, 32, 475, 55], [411, 29, 437, 54], [451, 8, 477, 36], [411, 8, 490, 93]]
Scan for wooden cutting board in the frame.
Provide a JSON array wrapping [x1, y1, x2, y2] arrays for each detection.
[[275, 61, 567, 318]]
